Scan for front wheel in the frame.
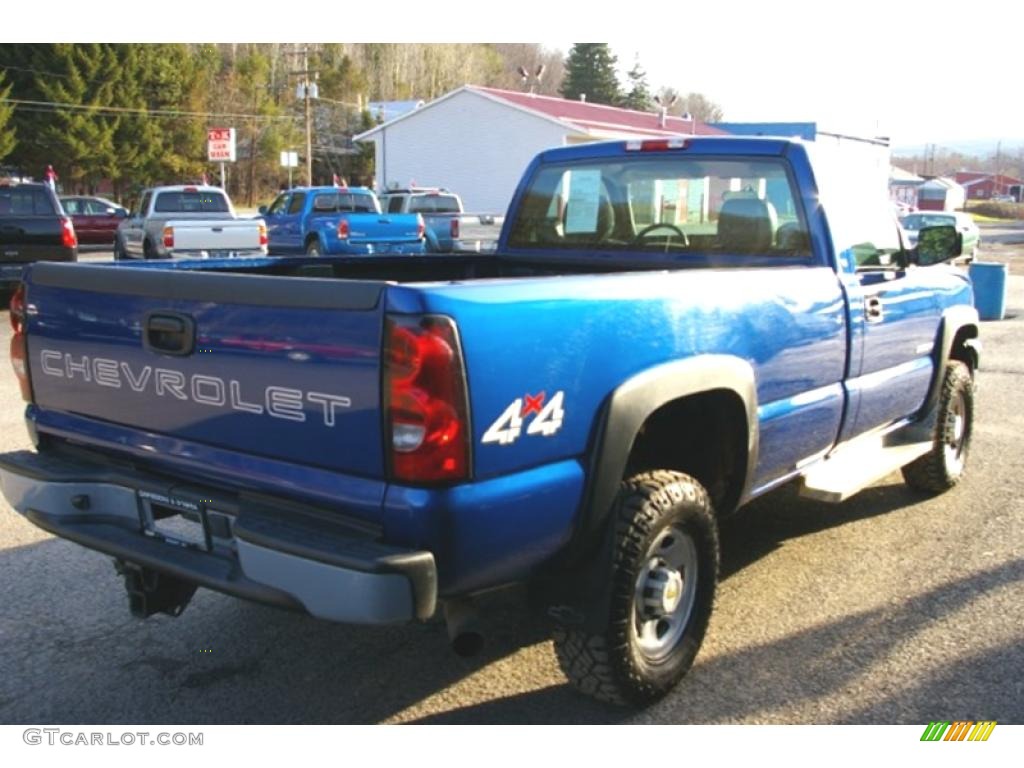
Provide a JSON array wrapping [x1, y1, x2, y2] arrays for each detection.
[[113, 236, 127, 260], [901, 361, 974, 493], [553, 470, 718, 706]]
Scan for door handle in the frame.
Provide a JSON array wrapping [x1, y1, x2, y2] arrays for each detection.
[[143, 312, 195, 356], [865, 296, 884, 323]]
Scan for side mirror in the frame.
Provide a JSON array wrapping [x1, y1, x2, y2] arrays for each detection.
[[914, 224, 962, 266], [116, 208, 129, 218], [258, 205, 268, 215]]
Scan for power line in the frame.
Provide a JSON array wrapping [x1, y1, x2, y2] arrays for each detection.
[[1, 97, 297, 123]]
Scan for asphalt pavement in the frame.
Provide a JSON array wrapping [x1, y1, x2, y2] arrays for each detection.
[[0, 241, 1021, 724]]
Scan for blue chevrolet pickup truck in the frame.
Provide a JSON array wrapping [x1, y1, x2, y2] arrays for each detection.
[[0, 137, 979, 707], [259, 186, 425, 256]]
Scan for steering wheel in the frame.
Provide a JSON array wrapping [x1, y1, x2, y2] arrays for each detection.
[[632, 223, 689, 247]]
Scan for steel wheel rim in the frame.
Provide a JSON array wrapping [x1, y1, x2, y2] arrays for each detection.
[[631, 526, 699, 663], [944, 389, 967, 472]]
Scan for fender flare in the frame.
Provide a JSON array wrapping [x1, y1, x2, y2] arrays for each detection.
[[304, 232, 324, 253], [923, 305, 980, 414], [571, 355, 759, 559]]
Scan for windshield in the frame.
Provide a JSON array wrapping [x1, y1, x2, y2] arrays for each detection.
[[900, 213, 955, 230], [154, 190, 230, 213], [506, 155, 810, 257]]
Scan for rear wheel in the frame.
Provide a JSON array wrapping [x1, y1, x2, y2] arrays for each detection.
[[902, 361, 974, 493], [553, 470, 718, 706], [305, 239, 322, 256], [142, 238, 156, 260]]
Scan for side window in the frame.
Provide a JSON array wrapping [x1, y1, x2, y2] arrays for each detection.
[[387, 196, 404, 213], [267, 194, 289, 215], [287, 192, 306, 215], [850, 210, 904, 269], [62, 199, 81, 214]]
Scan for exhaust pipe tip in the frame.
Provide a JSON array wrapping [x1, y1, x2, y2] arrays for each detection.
[[451, 630, 485, 657], [445, 598, 485, 657]]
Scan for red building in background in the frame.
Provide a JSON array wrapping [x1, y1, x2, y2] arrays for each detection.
[[954, 172, 1023, 201]]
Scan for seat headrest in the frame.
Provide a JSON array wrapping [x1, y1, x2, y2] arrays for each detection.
[[718, 197, 777, 253]]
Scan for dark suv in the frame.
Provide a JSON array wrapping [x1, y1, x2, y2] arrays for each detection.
[[0, 183, 78, 288]]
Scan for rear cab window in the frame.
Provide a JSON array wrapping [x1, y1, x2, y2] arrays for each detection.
[[154, 190, 230, 213], [337, 193, 379, 213], [505, 155, 811, 260], [408, 195, 461, 214], [0, 187, 57, 216]]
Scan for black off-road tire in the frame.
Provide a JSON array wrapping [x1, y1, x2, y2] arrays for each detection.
[[553, 470, 718, 707], [113, 236, 128, 260], [142, 238, 156, 260], [305, 238, 322, 256], [901, 361, 974, 493]]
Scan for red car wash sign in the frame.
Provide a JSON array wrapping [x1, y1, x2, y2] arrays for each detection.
[[207, 127, 236, 162]]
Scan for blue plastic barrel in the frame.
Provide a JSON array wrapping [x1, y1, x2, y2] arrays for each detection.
[[969, 262, 1009, 321]]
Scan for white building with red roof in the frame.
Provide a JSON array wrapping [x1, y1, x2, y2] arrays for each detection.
[[354, 85, 726, 213]]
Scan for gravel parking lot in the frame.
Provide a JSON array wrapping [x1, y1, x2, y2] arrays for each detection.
[[1, 228, 1022, 724]]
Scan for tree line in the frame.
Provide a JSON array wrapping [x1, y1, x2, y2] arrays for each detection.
[[0, 43, 721, 206]]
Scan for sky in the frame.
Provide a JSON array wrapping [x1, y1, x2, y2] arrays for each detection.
[[6, 0, 1023, 153], [543, 1, 1023, 150]]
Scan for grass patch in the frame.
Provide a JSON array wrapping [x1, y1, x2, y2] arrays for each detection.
[[965, 201, 1023, 220]]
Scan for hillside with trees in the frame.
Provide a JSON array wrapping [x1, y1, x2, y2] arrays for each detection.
[[0, 43, 724, 206]]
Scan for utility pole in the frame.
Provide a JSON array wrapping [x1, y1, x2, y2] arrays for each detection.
[[286, 46, 318, 186]]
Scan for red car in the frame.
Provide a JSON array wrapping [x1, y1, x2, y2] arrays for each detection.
[[60, 196, 128, 246]]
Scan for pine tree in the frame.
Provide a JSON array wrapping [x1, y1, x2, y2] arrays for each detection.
[[0, 73, 16, 162], [560, 44, 621, 106], [621, 57, 653, 111], [33, 44, 120, 192]]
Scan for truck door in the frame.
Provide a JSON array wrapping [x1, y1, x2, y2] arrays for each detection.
[[262, 192, 290, 253], [270, 191, 306, 253], [122, 191, 151, 256], [838, 212, 941, 441]]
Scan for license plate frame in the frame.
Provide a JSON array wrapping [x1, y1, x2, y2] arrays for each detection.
[[138, 490, 210, 551]]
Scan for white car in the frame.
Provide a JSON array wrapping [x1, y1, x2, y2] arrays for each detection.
[[899, 211, 980, 261]]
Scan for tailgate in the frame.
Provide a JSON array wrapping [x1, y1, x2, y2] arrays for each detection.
[[1, 216, 70, 264], [166, 219, 263, 253], [345, 213, 422, 244], [25, 263, 387, 477]]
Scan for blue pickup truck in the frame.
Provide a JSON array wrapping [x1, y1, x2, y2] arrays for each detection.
[[259, 186, 426, 256], [0, 137, 979, 707]]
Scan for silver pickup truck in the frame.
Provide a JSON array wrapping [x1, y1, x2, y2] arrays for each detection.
[[114, 185, 267, 260]]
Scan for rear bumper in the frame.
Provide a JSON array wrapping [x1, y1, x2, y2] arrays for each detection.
[[338, 241, 426, 256], [0, 449, 436, 624]]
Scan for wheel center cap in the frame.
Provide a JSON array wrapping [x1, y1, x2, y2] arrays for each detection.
[[644, 567, 684, 615]]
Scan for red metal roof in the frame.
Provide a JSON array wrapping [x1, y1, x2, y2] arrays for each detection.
[[955, 171, 1023, 186], [469, 86, 727, 138]]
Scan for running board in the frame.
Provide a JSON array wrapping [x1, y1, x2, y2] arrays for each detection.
[[799, 435, 932, 503]]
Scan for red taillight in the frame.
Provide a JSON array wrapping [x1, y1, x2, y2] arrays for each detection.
[[9, 282, 25, 333], [625, 138, 689, 152], [163, 226, 174, 248], [337, 219, 350, 240], [450, 217, 460, 240], [258, 222, 268, 247], [61, 217, 77, 248], [9, 284, 31, 402], [384, 315, 470, 484], [417, 215, 425, 240]]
